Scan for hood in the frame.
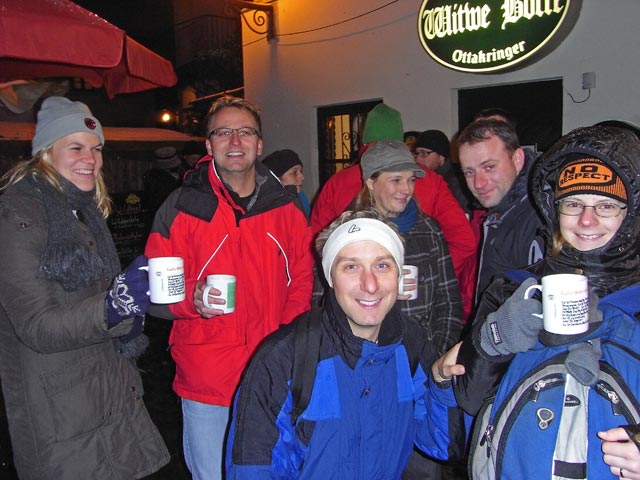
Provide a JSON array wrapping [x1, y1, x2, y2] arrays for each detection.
[[530, 125, 640, 295]]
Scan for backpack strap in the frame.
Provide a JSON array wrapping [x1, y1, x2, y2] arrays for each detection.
[[290, 308, 323, 425], [400, 317, 427, 376]]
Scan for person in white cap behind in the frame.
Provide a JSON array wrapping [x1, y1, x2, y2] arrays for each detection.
[[226, 209, 466, 479], [0, 96, 169, 479]]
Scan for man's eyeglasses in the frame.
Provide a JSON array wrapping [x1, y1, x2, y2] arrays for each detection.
[[414, 149, 434, 158], [208, 127, 260, 138], [556, 199, 627, 218]]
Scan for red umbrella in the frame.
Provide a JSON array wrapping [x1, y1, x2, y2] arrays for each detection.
[[0, 0, 177, 98]]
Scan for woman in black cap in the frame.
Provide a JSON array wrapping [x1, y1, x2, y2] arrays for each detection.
[[262, 148, 311, 215], [0, 96, 169, 479]]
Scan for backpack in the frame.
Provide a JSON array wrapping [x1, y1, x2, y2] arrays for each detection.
[[469, 285, 640, 480]]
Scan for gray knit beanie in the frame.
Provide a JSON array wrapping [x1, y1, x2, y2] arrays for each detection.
[[32, 97, 104, 156]]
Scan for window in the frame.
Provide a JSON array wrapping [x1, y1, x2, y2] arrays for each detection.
[[316, 100, 381, 187], [458, 79, 562, 152]]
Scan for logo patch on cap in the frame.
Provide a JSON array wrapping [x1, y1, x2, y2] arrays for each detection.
[[348, 224, 361, 233], [555, 158, 627, 203], [558, 161, 615, 189], [84, 118, 97, 130]]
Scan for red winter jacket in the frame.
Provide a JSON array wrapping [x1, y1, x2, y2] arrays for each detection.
[[145, 159, 314, 406], [311, 164, 476, 321]]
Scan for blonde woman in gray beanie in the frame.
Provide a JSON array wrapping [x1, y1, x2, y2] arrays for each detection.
[[0, 97, 169, 479]]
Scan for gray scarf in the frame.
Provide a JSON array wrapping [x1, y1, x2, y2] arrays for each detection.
[[31, 175, 148, 358], [32, 175, 121, 290]]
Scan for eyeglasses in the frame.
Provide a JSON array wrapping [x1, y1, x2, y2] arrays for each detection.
[[556, 199, 628, 218], [208, 127, 260, 138], [414, 149, 434, 158]]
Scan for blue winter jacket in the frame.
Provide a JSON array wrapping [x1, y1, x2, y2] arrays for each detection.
[[226, 291, 465, 479]]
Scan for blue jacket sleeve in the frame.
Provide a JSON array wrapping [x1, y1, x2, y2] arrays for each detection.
[[413, 366, 468, 461], [225, 327, 296, 479]]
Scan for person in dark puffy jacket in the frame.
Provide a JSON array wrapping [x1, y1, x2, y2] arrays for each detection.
[[457, 119, 545, 308], [227, 209, 466, 480], [450, 125, 640, 479]]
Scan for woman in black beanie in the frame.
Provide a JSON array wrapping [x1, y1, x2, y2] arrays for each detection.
[[262, 148, 311, 215]]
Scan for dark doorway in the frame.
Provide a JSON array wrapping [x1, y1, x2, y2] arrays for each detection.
[[316, 99, 382, 188], [458, 79, 563, 152]]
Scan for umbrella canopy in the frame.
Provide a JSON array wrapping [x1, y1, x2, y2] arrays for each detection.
[[0, 0, 177, 98]]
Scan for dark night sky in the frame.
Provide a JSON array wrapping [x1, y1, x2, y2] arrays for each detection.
[[71, 0, 176, 62]]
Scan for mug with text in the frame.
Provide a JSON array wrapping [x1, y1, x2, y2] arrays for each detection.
[[399, 265, 418, 300], [524, 273, 589, 335], [141, 257, 185, 304], [202, 274, 236, 314]]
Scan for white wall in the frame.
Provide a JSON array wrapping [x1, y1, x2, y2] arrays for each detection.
[[241, 0, 640, 199]]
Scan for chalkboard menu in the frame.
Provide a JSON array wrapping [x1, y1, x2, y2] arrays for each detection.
[[108, 191, 152, 267]]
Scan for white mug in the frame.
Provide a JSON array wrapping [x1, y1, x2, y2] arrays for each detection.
[[202, 274, 236, 314], [524, 274, 589, 335], [399, 265, 418, 300], [140, 257, 185, 304]]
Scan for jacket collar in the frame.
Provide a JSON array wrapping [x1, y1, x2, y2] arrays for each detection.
[[487, 154, 532, 216], [177, 156, 297, 221], [324, 290, 405, 370]]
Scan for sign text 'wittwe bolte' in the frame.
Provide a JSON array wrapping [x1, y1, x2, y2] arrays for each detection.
[[417, 0, 582, 73]]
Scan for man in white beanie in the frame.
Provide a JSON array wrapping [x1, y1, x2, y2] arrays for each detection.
[[226, 209, 466, 479]]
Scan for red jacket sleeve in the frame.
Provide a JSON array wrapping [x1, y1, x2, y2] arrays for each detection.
[[310, 166, 362, 237]]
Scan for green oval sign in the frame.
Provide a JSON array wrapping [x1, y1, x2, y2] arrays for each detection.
[[418, 0, 582, 73]]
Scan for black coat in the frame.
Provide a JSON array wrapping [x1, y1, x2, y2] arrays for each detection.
[[474, 149, 545, 302]]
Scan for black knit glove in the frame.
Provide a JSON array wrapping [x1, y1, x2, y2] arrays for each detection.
[[106, 256, 150, 328], [118, 315, 150, 359], [119, 314, 145, 343], [480, 277, 543, 356], [587, 291, 603, 325], [621, 425, 640, 453]]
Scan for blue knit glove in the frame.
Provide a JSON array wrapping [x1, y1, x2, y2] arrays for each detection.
[[106, 256, 150, 328], [479, 277, 543, 356]]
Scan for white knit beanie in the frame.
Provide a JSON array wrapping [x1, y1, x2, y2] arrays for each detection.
[[321, 218, 404, 287]]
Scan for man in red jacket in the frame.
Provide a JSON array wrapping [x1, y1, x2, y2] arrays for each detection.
[[145, 96, 314, 480]]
